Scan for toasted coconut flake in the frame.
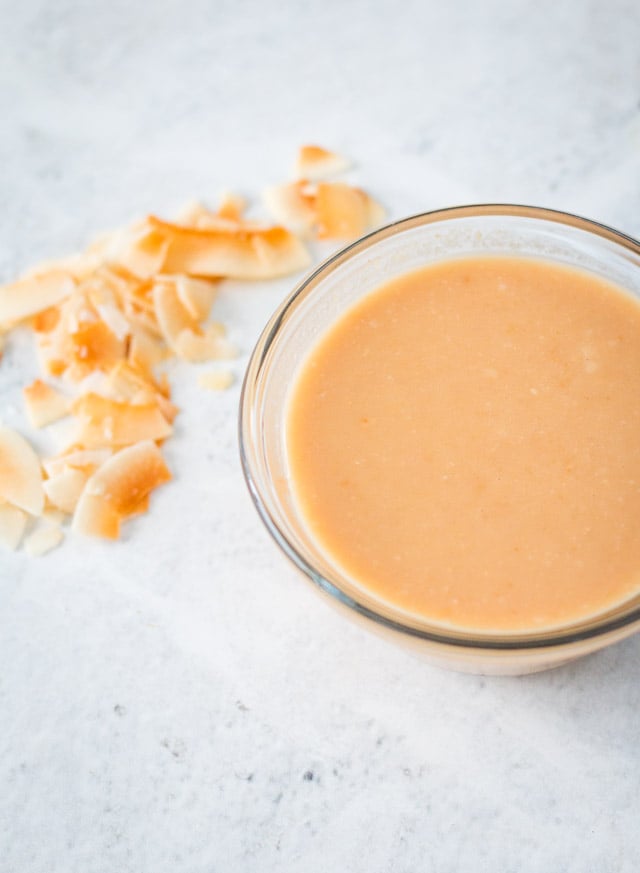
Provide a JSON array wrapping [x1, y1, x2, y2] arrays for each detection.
[[72, 393, 172, 448], [24, 522, 64, 556], [217, 192, 246, 221], [263, 181, 317, 237], [107, 360, 161, 403], [122, 304, 162, 339], [43, 467, 89, 514], [265, 178, 382, 240], [155, 393, 179, 424], [200, 216, 245, 232], [36, 337, 66, 377], [148, 216, 310, 280], [0, 151, 382, 554], [124, 493, 150, 518], [175, 276, 218, 321], [106, 224, 170, 279], [96, 302, 131, 341], [197, 370, 235, 391], [32, 307, 61, 333], [58, 289, 96, 334], [44, 358, 67, 378], [47, 415, 84, 454], [43, 448, 113, 479], [94, 264, 152, 311], [112, 365, 178, 422], [43, 506, 69, 524], [84, 440, 171, 516], [174, 200, 208, 226], [23, 380, 69, 429], [64, 447, 115, 470], [0, 271, 75, 325], [41, 457, 69, 479], [294, 145, 350, 180], [0, 427, 44, 516], [70, 320, 125, 372], [75, 369, 112, 398], [82, 276, 118, 310], [157, 372, 171, 398], [152, 280, 197, 351], [316, 183, 367, 239], [174, 201, 233, 230], [130, 388, 156, 406], [174, 328, 210, 362], [175, 326, 238, 362], [72, 492, 121, 539], [128, 327, 165, 373], [62, 363, 90, 385], [0, 504, 28, 550], [315, 183, 384, 239], [204, 320, 226, 339]]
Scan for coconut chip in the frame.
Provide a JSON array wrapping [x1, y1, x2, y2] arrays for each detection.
[[72, 492, 121, 539], [96, 302, 131, 341], [106, 360, 164, 404], [42, 507, 69, 526], [217, 192, 246, 222], [175, 276, 218, 321], [128, 328, 166, 373], [83, 440, 170, 514], [106, 224, 170, 280], [73, 441, 171, 539], [148, 216, 311, 280], [294, 145, 350, 180], [0, 426, 44, 516], [0, 270, 76, 327], [71, 393, 172, 448], [69, 320, 125, 374], [197, 370, 235, 392], [175, 326, 238, 363], [263, 180, 384, 241], [0, 503, 28, 550], [0, 144, 382, 553], [152, 279, 197, 351], [42, 448, 114, 479], [43, 467, 89, 515], [263, 181, 318, 238], [23, 380, 69, 429], [24, 522, 64, 556], [315, 182, 384, 240]]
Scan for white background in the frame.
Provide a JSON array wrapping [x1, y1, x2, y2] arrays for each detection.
[[1, 1, 640, 871]]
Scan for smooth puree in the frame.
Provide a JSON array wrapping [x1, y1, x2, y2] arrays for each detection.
[[286, 257, 640, 632]]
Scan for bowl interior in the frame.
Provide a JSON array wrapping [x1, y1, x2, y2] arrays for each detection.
[[241, 206, 640, 649]]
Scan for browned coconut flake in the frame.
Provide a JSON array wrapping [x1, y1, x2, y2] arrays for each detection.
[[0, 503, 28, 550], [0, 427, 44, 516], [293, 144, 351, 180], [24, 522, 64, 557], [0, 146, 381, 550], [263, 180, 384, 241], [23, 380, 69, 428]]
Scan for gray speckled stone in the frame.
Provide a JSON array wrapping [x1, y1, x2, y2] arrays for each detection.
[[1, 1, 640, 870]]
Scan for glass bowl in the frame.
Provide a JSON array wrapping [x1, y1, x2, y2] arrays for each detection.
[[239, 205, 640, 675]]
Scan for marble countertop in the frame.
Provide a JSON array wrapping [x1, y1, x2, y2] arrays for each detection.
[[2, 1, 640, 870]]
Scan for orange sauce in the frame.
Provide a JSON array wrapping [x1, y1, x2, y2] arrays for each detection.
[[286, 257, 640, 631]]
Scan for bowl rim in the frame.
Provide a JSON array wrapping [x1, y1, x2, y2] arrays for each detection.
[[239, 203, 640, 652]]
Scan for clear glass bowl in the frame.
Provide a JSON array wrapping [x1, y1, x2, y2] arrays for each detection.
[[239, 205, 640, 674]]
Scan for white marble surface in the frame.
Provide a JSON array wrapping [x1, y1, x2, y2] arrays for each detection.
[[2, 1, 640, 870]]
